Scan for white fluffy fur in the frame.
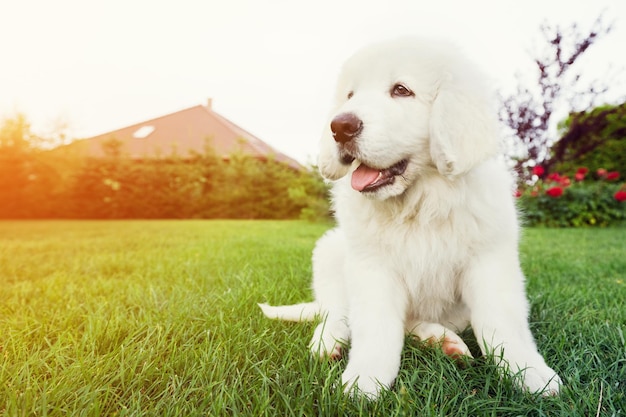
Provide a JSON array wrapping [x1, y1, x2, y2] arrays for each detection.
[[259, 37, 561, 399]]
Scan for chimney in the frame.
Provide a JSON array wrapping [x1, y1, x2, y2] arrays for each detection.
[[206, 98, 213, 109]]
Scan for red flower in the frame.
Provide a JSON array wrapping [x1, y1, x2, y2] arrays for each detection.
[[559, 176, 571, 187], [576, 167, 589, 175], [514, 189, 522, 198], [574, 172, 585, 181], [597, 168, 607, 178], [532, 166, 545, 177], [547, 173, 561, 182], [606, 171, 620, 181], [546, 186, 563, 198], [615, 190, 626, 202]]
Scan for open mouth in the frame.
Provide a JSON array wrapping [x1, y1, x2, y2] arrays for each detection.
[[351, 159, 409, 192]]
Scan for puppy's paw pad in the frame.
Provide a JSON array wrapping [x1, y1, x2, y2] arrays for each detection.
[[425, 334, 472, 359], [441, 336, 472, 359], [329, 345, 342, 360]]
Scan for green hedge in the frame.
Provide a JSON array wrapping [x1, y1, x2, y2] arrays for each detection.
[[0, 149, 330, 220]]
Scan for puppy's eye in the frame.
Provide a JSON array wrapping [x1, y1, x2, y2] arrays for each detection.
[[391, 84, 414, 97], [347, 91, 354, 99]]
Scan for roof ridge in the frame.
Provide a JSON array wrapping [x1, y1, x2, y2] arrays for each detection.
[[203, 106, 265, 143], [206, 107, 293, 157], [200, 107, 303, 168], [93, 105, 206, 137]]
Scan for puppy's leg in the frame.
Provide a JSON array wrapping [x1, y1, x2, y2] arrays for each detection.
[[464, 247, 562, 395], [309, 229, 350, 359], [340, 260, 407, 399], [406, 320, 472, 358]]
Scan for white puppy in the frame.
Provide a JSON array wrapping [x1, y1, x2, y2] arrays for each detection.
[[259, 37, 561, 399]]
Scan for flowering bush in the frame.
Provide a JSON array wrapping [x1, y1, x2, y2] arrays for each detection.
[[516, 167, 626, 227]]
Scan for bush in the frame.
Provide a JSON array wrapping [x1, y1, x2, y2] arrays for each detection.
[[0, 147, 331, 221], [517, 167, 626, 227]]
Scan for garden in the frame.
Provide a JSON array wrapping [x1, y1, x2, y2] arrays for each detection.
[[517, 166, 626, 227]]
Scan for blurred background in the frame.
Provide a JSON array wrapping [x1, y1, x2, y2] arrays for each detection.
[[0, 0, 624, 224]]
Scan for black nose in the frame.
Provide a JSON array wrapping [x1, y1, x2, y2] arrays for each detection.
[[330, 113, 362, 144]]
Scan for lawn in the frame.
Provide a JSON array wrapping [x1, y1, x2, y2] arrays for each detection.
[[0, 220, 624, 416]]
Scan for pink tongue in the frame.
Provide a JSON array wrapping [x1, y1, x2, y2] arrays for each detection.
[[351, 164, 381, 191]]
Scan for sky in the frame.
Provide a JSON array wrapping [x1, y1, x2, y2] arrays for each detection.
[[1, 0, 625, 164]]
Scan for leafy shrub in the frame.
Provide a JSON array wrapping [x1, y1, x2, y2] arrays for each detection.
[[517, 167, 626, 227], [0, 148, 331, 221]]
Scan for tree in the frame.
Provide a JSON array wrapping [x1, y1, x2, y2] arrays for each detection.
[[0, 114, 62, 218], [551, 102, 626, 174], [0, 113, 37, 151], [499, 15, 619, 180]]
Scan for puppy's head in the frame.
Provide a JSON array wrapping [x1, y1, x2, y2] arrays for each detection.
[[318, 38, 499, 200]]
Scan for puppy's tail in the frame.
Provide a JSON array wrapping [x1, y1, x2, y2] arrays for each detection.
[[257, 302, 321, 322]]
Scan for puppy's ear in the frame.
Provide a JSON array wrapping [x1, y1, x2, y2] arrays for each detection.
[[429, 74, 499, 177], [318, 124, 351, 180]]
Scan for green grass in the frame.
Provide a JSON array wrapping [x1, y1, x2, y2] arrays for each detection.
[[0, 221, 624, 416]]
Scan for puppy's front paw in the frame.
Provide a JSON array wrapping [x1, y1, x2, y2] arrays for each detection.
[[340, 358, 399, 400], [522, 365, 562, 396], [341, 368, 384, 400]]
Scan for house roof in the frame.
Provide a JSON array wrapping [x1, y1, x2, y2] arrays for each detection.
[[58, 101, 303, 169]]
